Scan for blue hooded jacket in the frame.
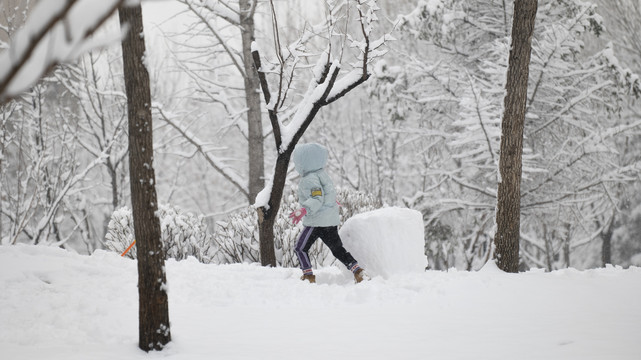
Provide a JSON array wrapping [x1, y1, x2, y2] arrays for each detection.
[[292, 143, 340, 227]]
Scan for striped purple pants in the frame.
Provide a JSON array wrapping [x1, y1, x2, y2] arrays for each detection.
[[294, 226, 357, 273]]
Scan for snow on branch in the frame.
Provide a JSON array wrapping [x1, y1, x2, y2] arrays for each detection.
[[32, 142, 114, 245], [530, 81, 615, 135], [0, 0, 129, 105], [252, 0, 390, 154], [597, 43, 641, 98], [156, 105, 249, 198]]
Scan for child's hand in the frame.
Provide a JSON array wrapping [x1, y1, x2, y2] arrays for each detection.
[[289, 208, 307, 224]]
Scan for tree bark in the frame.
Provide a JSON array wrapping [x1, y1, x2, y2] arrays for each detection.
[[256, 150, 293, 267], [542, 224, 553, 271], [601, 212, 615, 267], [118, 5, 170, 351], [494, 0, 537, 273], [563, 223, 571, 268], [239, 0, 265, 203]]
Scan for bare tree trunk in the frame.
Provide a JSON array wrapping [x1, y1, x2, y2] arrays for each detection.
[[494, 0, 537, 273], [601, 211, 615, 266], [543, 224, 553, 271], [256, 151, 293, 267], [563, 223, 571, 268], [118, 4, 171, 351], [239, 0, 265, 203], [108, 162, 119, 210]]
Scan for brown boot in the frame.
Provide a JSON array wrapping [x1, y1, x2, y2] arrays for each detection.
[[300, 274, 316, 283], [353, 268, 370, 283]]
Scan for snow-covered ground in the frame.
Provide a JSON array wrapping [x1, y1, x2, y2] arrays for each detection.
[[1, 244, 640, 360]]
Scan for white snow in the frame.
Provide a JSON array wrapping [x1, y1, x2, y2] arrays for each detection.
[[339, 207, 427, 278], [253, 178, 273, 209], [279, 61, 340, 153], [1, 243, 640, 360]]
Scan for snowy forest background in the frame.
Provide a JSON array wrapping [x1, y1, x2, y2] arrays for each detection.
[[1, 0, 640, 271]]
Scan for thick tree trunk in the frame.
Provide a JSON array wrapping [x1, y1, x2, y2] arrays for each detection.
[[239, 0, 265, 203], [118, 5, 171, 351], [494, 0, 537, 273]]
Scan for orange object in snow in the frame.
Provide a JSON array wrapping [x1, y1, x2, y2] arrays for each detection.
[[121, 240, 136, 257]]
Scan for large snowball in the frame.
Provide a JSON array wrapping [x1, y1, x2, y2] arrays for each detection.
[[339, 207, 427, 278]]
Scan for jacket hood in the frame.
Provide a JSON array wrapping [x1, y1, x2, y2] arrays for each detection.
[[293, 143, 328, 175]]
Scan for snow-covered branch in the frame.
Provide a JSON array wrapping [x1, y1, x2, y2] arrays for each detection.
[[179, 0, 245, 77], [0, 0, 130, 105], [31, 145, 111, 245], [249, 0, 390, 266], [253, 0, 390, 154], [156, 106, 249, 198]]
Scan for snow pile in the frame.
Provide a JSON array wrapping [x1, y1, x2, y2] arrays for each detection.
[[339, 207, 427, 278], [1, 244, 640, 360]]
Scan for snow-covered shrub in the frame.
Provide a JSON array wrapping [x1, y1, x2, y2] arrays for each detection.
[[105, 204, 216, 263], [105, 207, 136, 258], [336, 187, 382, 223], [211, 208, 260, 264], [212, 186, 382, 267]]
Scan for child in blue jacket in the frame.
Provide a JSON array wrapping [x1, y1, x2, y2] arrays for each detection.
[[289, 143, 369, 284]]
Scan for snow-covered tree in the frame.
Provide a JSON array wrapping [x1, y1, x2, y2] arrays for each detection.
[[0, 0, 138, 251], [396, 0, 641, 270], [48, 51, 131, 252], [0, 75, 113, 249], [162, 0, 265, 203], [252, 0, 392, 266], [587, 0, 641, 267], [57, 51, 129, 212]]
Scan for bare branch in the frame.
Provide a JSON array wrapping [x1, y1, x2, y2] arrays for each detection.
[[157, 107, 250, 198], [268, 0, 286, 110], [181, 0, 246, 77], [252, 48, 282, 149]]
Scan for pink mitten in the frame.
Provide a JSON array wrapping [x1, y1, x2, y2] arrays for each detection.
[[289, 208, 307, 224]]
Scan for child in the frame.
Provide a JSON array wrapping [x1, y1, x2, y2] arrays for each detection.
[[288, 143, 369, 284]]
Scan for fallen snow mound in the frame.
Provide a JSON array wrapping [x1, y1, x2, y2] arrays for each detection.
[[339, 207, 427, 278]]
